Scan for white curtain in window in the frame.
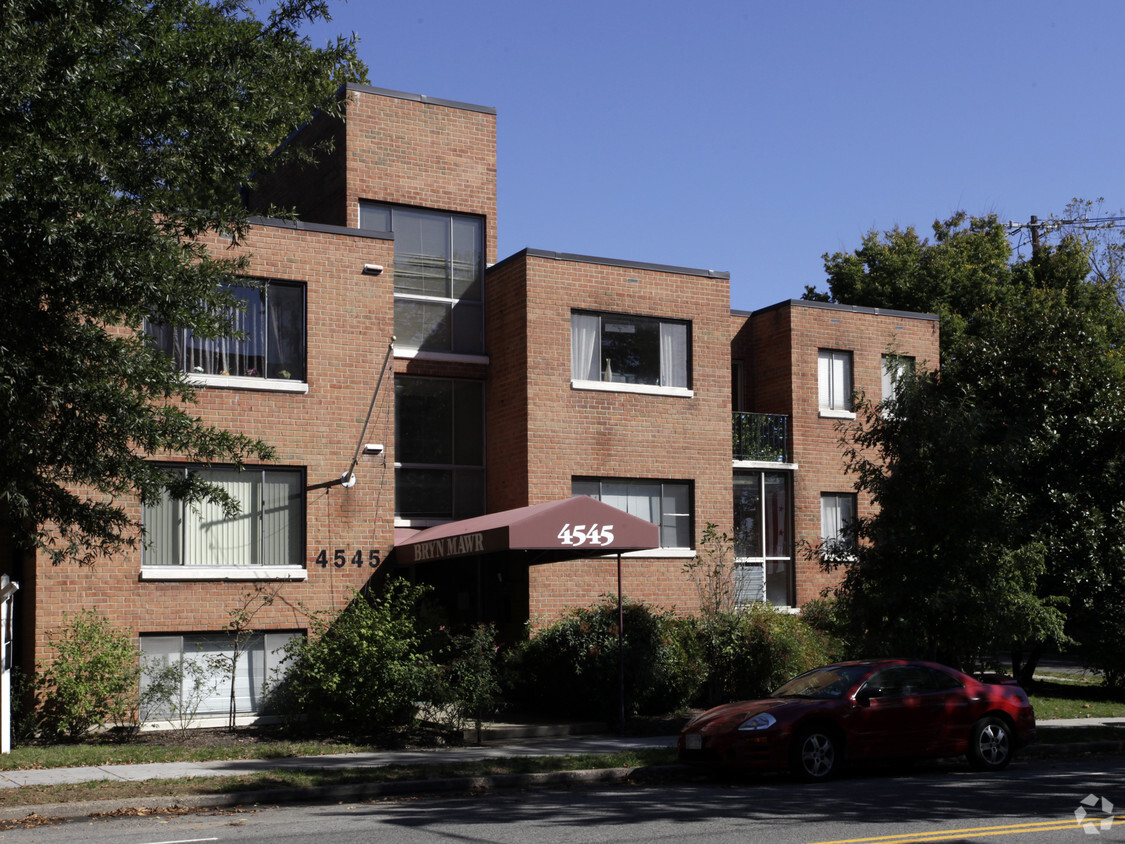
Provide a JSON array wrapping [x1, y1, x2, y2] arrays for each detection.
[[818, 350, 850, 409], [882, 355, 913, 404], [820, 494, 855, 542], [601, 481, 661, 524], [183, 470, 257, 566], [818, 351, 832, 408], [832, 353, 849, 409], [183, 287, 267, 377], [659, 321, 688, 388], [570, 313, 600, 381]]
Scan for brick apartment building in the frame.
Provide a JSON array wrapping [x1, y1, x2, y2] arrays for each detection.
[[6, 84, 938, 723]]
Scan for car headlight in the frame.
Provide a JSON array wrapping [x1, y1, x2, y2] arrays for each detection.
[[737, 712, 777, 731]]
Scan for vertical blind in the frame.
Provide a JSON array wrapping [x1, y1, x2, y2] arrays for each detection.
[[144, 468, 302, 566]]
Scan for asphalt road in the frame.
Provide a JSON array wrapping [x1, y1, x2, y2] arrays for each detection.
[[5, 753, 1124, 844]]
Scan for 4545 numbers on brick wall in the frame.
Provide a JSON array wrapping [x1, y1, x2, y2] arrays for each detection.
[[313, 549, 382, 568]]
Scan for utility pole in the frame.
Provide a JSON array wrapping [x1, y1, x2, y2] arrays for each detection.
[[1009, 212, 1125, 254]]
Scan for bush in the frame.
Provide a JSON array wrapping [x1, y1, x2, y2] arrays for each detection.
[[270, 579, 435, 734], [422, 623, 502, 742], [697, 604, 836, 707], [38, 610, 140, 740], [509, 597, 702, 724], [798, 596, 851, 657], [140, 655, 221, 741]]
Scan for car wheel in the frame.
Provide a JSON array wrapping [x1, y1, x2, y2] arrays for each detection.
[[790, 727, 840, 781], [968, 716, 1012, 770]]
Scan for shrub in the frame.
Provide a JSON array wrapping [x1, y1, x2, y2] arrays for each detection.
[[698, 604, 836, 706], [422, 623, 502, 743], [510, 596, 702, 724], [270, 579, 435, 733], [10, 667, 40, 743], [140, 655, 221, 741], [798, 595, 851, 657], [38, 610, 140, 740], [1072, 594, 1125, 692]]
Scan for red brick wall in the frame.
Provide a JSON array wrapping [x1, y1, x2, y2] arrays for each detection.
[[776, 301, 940, 604], [489, 252, 732, 619], [343, 87, 498, 264], [246, 86, 498, 262], [24, 220, 398, 667], [484, 254, 531, 513]]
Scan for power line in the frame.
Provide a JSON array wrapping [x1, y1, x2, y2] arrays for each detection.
[[1008, 215, 1125, 236]]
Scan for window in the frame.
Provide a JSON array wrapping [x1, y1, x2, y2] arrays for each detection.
[[881, 354, 915, 404], [818, 349, 852, 414], [571, 311, 690, 390], [733, 472, 792, 606], [143, 467, 304, 568], [360, 202, 484, 355], [572, 478, 691, 548], [820, 492, 856, 557], [731, 361, 745, 412], [861, 665, 962, 698], [149, 280, 306, 381], [395, 377, 485, 521], [140, 631, 298, 719]]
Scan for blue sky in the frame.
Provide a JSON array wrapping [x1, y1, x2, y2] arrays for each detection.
[[305, 1, 1123, 312]]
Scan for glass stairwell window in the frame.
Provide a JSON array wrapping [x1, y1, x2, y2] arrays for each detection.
[[360, 202, 484, 355]]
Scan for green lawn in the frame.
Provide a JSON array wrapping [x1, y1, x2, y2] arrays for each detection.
[[1028, 676, 1125, 720], [0, 738, 372, 772]]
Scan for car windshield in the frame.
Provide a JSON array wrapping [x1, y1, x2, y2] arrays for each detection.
[[771, 665, 872, 700]]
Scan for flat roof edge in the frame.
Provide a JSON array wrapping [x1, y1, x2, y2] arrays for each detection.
[[344, 83, 496, 115], [248, 216, 393, 240], [492, 248, 729, 280], [744, 299, 939, 321]]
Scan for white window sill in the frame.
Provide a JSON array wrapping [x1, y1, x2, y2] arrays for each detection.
[[734, 459, 799, 471], [571, 379, 693, 399], [187, 374, 309, 394], [394, 348, 489, 365], [141, 566, 307, 582], [394, 518, 447, 529], [818, 408, 856, 420]]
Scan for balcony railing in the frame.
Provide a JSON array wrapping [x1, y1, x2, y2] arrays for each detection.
[[733, 412, 790, 462]]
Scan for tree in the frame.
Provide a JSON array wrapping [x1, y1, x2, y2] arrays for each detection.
[[0, 1, 365, 564], [807, 213, 1125, 682]]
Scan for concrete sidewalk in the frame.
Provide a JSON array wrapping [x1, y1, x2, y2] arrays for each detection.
[[0, 718, 1122, 790]]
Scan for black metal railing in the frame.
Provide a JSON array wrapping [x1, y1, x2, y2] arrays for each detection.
[[733, 412, 789, 462]]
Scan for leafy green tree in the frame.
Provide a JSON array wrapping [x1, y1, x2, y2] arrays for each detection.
[[808, 213, 1125, 682], [0, 0, 364, 564]]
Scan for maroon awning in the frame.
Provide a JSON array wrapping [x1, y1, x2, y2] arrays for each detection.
[[393, 496, 660, 566]]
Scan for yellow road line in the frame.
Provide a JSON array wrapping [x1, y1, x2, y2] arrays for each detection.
[[807, 816, 1125, 844]]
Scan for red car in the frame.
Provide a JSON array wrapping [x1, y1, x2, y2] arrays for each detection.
[[678, 659, 1036, 780]]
